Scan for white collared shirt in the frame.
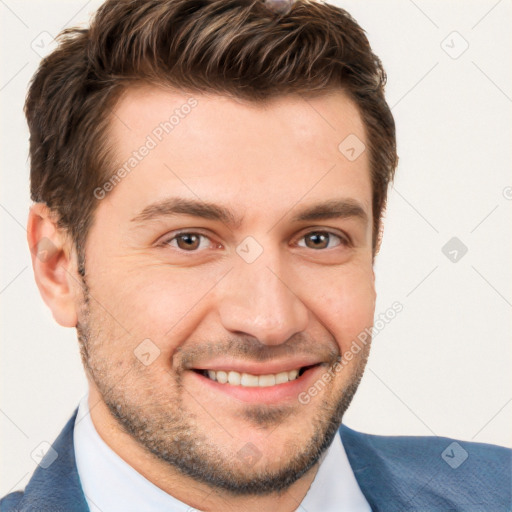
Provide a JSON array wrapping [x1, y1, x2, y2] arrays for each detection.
[[74, 394, 370, 512]]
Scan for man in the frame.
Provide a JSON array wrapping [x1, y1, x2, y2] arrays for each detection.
[[1, 0, 510, 511]]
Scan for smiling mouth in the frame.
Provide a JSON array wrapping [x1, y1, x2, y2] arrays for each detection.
[[195, 365, 318, 387]]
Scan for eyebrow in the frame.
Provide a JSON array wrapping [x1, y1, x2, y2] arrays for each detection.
[[131, 197, 243, 228], [130, 197, 368, 229], [291, 199, 368, 225]]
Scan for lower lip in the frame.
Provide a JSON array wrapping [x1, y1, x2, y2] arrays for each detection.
[[190, 365, 325, 405]]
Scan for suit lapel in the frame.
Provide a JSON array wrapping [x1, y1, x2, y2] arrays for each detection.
[[16, 407, 90, 512], [339, 424, 408, 512]]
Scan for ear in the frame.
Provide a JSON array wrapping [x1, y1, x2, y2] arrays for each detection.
[[27, 203, 79, 328]]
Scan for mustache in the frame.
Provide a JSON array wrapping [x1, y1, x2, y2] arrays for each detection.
[[177, 333, 340, 369]]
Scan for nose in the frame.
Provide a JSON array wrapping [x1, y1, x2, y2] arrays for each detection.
[[216, 250, 309, 346]]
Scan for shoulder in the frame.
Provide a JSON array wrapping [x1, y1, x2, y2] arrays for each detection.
[[1, 408, 89, 512], [339, 424, 511, 511], [340, 423, 511, 467]]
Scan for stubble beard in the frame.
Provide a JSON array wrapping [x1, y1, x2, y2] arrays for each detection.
[[76, 275, 370, 496]]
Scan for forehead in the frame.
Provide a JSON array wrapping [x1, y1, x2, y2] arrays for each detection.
[[109, 86, 367, 157], [101, 85, 372, 227]]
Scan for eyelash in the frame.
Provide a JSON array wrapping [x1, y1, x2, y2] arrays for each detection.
[[160, 229, 351, 253]]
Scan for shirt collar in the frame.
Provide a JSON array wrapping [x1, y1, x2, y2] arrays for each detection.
[[300, 428, 371, 511], [74, 394, 370, 512]]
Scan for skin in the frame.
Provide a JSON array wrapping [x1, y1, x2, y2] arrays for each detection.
[[28, 86, 376, 512]]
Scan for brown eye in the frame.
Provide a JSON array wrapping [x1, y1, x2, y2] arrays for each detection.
[[299, 231, 343, 250], [176, 233, 201, 250], [164, 232, 214, 252]]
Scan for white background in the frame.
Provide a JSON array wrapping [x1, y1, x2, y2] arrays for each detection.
[[1, 0, 511, 497]]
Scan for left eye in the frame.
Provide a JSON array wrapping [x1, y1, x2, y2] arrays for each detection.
[[297, 231, 344, 250]]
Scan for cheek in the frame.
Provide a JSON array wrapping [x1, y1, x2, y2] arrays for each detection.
[[306, 266, 375, 351], [91, 267, 224, 350]]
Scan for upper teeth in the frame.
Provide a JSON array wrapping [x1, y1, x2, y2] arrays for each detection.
[[206, 369, 300, 387]]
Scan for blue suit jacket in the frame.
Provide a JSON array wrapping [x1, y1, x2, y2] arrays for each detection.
[[1, 407, 510, 511]]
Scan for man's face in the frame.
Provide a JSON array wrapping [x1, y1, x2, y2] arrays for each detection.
[[76, 86, 375, 494]]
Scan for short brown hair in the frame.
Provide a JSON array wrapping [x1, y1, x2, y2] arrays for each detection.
[[26, 0, 397, 263]]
